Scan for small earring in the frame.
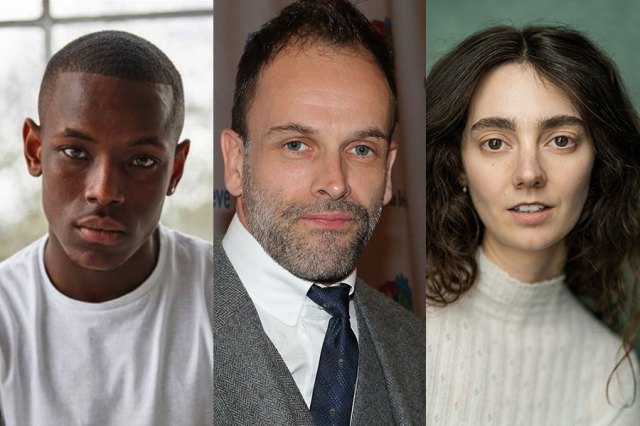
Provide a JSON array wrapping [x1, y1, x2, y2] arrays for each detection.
[[462, 186, 467, 193], [168, 186, 175, 195]]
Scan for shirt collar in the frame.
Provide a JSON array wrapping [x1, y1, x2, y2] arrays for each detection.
[[222, 214, 356, 326]]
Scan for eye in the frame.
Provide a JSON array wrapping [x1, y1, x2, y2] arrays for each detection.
[[61, 147, 88, 159], [350, 145, 374, 157], [130, 156, 157, 168], [548, 135, 575, 149], [481, 138, 508, 152], [284, 140, 308, 152]]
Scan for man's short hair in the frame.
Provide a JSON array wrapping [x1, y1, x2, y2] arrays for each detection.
[[39, 30, 185, 139], [232, 0, 397, 141]]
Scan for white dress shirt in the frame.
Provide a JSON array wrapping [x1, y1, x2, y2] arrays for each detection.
[[222, 214, 359, 407]]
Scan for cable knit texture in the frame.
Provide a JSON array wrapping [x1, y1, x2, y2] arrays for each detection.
[[426, 250, 640, 425]]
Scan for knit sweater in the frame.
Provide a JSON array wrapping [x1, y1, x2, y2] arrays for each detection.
[[426, 250, 639, 425]]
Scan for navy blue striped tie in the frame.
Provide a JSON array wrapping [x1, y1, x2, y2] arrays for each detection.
[[307, 283, 359, 426]]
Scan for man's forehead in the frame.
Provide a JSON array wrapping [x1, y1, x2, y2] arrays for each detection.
[[50, 71, 173, 95], [39, 71, 178, 142], [247, 43, 393, 136], [262, 42, 378, 79], [42, 71, 174, 119]]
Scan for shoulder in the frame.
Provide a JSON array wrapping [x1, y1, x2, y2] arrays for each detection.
[[160, 226, 213, 266], [213, 236, 236, 279], [354, 278, 425, 349], [569, 299, 640, 413], [355, 279, 423, 324], [564, 292, 624, 352], [161, 225, 213, 252], [354, 278, 425, 421], [0, 238, 46, 372], [157, 227, 212, 309], [0, 237, 45, 293]]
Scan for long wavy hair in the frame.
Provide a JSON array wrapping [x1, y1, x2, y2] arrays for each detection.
[[426, 25, 640, 383]]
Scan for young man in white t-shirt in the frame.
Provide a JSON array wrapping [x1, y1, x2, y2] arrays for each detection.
[[0, 31, 213, 425]]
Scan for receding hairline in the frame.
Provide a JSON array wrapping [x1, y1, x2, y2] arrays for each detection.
[[244, 41, 396, 141]]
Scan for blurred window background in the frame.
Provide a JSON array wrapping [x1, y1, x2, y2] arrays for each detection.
[[0, 0, 213, 260]]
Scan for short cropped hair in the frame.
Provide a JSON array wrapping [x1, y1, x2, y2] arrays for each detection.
[[426, 25, 640, 367], [39, 30, 185, 139], [231, 0, 397, 141]]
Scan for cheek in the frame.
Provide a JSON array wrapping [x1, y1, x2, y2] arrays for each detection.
[[463, 157, 512, 230], [349, 166, 387, 202], [563, 159, 594, 213], [42, 166, 81, 206], [252, 159, 308, 198], [465, 161, 498, 204]]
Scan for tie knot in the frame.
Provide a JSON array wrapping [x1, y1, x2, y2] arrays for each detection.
[[307, 283, 351, 319]]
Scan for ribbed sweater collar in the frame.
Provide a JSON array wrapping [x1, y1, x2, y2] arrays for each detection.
[[470, 249, 567, 319]]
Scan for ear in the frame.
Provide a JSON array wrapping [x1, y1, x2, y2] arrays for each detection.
[[167, 139, 190, 196], [458, 172, 468, 188], [221, 128, 245, 197], [382, 140, 398, 205], [23, 118, 43, 177]]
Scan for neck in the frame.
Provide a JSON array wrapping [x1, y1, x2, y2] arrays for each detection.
[[481, 239, 566, 283], [44, 229, 159, 303]]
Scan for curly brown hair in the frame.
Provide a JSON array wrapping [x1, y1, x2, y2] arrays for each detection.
[[426, 25, 640, 381]]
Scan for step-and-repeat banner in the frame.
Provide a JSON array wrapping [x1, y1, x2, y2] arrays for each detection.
[[214, 0, 426, 318]]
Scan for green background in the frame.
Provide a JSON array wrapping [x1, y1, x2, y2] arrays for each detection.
[[427, 0, 640, 351], [426, 0, 640, 108]]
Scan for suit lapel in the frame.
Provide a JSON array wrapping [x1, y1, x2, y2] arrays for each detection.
[[213, 239, 314, 426], [351, 307, 395, 425], [352, 280, 426, 426]]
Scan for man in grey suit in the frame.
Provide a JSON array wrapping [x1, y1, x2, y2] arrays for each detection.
[[214, 1, 425, 424]]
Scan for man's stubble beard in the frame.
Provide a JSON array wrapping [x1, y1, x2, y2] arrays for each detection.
[[241, 153, 383, 283]]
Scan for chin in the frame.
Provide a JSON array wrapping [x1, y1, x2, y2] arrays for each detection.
[[69, 249, 134, 272], [505, 234, 565, 254]]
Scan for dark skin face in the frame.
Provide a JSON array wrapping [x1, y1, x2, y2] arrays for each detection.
[[23, 71, 189, 303]]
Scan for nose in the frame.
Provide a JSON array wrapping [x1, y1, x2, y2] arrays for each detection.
[[512, 146, 547, 189], [311, 151, 350, 200], [84, 158, 125, 205]]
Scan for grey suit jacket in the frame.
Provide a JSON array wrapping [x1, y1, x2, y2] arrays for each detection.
[[213, 238, 425, 425]]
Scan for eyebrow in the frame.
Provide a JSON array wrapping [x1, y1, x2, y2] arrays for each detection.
[[264, 123, 315, 138], [54, 127, 165, 148], [264, 123, 389, 141], [55, 127, 94, 141], [469, 115, 585, 133], [539, 115, 585, 131], [354, 127, 388, 141], [128, 137, 165, 148], [470, 117, 516, 132]]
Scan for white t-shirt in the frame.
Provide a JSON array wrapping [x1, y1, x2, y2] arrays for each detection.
[[0, 226, 213, 426]]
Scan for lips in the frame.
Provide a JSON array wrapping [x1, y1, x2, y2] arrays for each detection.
[[508, 202, 553, 225], [75, 216, 126, 245], [510, 203, 548, 213], [302, 212, 354, 230]]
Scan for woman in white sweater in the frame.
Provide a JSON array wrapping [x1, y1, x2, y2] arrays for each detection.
[[426, 26, 640, 425]]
